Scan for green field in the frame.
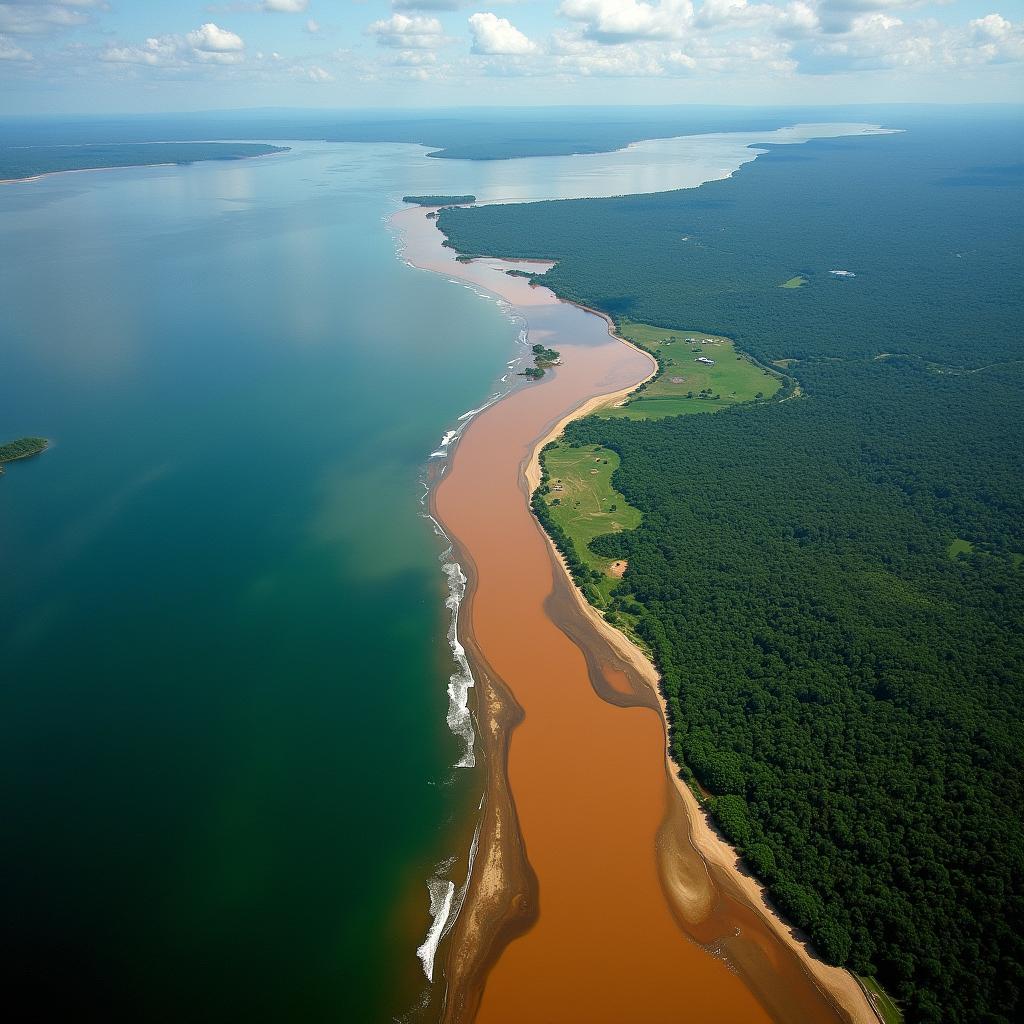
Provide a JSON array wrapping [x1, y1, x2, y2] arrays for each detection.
[[602, 321, 782, 419], [946, 537, 975, 560], [540, 443, 640, 608], [860, 975, 903, 1024], [781, 275, 808, 288]]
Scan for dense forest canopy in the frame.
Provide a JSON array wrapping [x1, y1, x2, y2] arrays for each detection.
[[440, 113, 1024, 1023]]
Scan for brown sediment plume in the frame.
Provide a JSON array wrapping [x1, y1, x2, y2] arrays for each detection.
[[396, 205, 876, 1024]]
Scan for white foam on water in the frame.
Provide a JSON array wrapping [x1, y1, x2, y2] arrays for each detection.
[[443, 561, 476, 769], [415, 878, 455, 983]]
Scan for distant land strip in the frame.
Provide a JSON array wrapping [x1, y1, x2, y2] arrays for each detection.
[[0, 142, 288, 183], [403, 194, 476, 206]]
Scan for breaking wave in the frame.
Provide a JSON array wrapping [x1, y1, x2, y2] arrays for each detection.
[[416, 877, 455, 983], [443, 561, 476, 769], [414, 800, 485, 985]]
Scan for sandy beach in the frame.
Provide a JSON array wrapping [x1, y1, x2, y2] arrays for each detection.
[[396, 203, 878, 1024]]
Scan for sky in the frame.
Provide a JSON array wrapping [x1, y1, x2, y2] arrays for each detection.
[[0, 0, 1022, 113]]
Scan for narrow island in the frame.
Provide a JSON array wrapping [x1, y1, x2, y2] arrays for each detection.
[[402, 194, 476, 206], [0, 437, 48, 475], [519, 343, 561, 380]]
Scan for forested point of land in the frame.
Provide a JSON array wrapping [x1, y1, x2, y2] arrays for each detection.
[[402, 195, 475, 206], [0, 143, 287, 182], [439, 113, 1024, 1023], [0, 437, 47, 474]]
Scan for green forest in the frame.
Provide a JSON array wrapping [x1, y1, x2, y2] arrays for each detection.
[[402, 194, 475, 206], [0, 437, 47, 474], [439, 114, 1024, 1023]]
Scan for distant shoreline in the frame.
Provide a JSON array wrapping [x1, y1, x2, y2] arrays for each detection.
[[0, 143, 288, 185]]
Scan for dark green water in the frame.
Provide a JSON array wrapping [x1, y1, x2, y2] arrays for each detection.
[[0, 143, 522, 1022]]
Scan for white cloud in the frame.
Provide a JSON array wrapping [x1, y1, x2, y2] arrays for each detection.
[[0, 1, 99, 36], [101, 23, 246, 69], [393, 49, 438, 65], [665, 47, 696, 68], [367, 13, 446, 48], [694, 0, 776, 29], [788, 9, 1024, 73], [775, 1, 820, 37], [187, 23, 244, 52], [814, 0, 931, 34], [0, 31, 31, 59], [101, 35, 183, 68], [393, 0, 462, 8], [303, 64, 334, 81], [558, 0, 693, 43], [305, 18, 319, 33], [468, 12, 538, 54], [262, 0, 308, 12]]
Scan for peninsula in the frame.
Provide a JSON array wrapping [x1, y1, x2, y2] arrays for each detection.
[[402, 194, 475, 206]]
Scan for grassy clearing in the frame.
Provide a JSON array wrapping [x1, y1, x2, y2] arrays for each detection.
[[947, 537, 975, 560], [860, 976, 903, 1024], [602, 320, 782, 420], [541, 443, 640, 607], [781, 276, 808, 288]]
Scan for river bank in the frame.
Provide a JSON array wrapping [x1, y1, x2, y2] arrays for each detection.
[[398, 202, 878, 1023]]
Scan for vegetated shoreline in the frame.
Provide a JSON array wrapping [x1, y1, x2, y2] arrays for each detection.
[[0, 144, 288, 185], [400, 204, 877, 1024], [0, 437, 49, 475], [523, 402, 879, 1024]]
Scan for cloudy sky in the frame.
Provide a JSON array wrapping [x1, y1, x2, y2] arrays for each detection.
[[1, 0, 1021, 112]]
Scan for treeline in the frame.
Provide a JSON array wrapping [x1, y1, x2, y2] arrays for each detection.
[[0, 436, 48, 473], [402, 194, 475, 206], [442, 115, 1024, 1022]]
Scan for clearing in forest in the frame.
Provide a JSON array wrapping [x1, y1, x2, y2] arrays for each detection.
[[541, 443, 640, 606], [602, 320, 783, 419]]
